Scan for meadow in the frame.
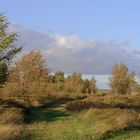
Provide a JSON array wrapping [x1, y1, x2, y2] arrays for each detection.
[[1, 92, 140, 140]]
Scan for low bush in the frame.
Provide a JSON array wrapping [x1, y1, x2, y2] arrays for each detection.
[[66, 95, 140, 111], [45, 92, 87, 101]]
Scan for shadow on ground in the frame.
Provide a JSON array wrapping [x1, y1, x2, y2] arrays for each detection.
[[25, 106, 69, 124]]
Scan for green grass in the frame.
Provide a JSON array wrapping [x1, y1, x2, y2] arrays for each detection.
[[26, 102, 96, 140], [25, 101, 140, 140], [108, 130, 140, 140], [26, 103, 69, 123]]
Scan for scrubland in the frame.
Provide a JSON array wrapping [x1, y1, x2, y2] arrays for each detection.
[[0, 13, 140, 139], [1, 91, 140, 140]]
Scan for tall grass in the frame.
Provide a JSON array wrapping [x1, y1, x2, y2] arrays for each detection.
[[0, 107, 24, 124], [27, 108, 140, 140], [0, 106, 30, 140], [0, 124, 29, 140], [82, 108, 140, 139], [66, 95, 140, 111]]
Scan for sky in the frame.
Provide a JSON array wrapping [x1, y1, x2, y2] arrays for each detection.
[[1, 0, 140, 74], [1, 0, 140, 41]]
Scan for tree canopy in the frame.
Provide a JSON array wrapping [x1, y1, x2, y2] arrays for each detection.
[[0, 13, 22, 84], [0, 13, 22, 63], [109, 63, 135, 95]]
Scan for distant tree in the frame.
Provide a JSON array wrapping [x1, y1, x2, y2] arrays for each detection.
[[0, 13, 21, 84], [65, 72, 83, 93], [82, 77, 97, 93], [109, 63, 135, 95], [89, 76, 97, 93], [48, 74, 55, 83], [55, 71, 64, 83], [54, 71, 65, 91], [82, 79, 90, 93]]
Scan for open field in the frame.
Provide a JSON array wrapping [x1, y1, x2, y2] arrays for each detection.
[[23, 96, 140, 140]]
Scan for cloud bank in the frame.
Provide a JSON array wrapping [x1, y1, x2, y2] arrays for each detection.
[[9, 24, 140, 74]]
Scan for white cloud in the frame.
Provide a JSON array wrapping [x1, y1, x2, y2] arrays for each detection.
[[9, 24, 140, 74]]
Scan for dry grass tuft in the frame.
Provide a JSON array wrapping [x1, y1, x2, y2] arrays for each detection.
[[0, 124, 30, 140], [0, 107, 24, 124]]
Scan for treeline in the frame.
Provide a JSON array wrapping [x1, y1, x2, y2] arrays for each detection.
[[0, 12, 140, 99], [48, 71, 97, 93], [2, 51, 97, 98]]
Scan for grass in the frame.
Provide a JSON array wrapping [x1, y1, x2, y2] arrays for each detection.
[[27, 114, 95, 140], [1, 94, 140, 140], [107, 130, 140, 140], [26, 105, 69, 123], [0, 124, 29, 140], [0, 107, 24, 124], [0, 106, 30, 140], [26, 101, 96, 140], [0, 91, 87, 140], [25, 100, 140, 140]]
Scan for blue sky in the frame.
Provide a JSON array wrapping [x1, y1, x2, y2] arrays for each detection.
[[1, 0, 140, 74], [1, 0, 140, 43]]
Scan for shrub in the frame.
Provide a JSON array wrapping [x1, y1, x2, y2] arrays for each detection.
[[66, 95, 140, 111]]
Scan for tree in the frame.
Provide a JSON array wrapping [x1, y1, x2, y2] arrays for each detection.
[[54, 71, 65, 91], [0, 13, 21, 84], [89, 76, 97, 93], [48, 74, 55, 83], [4, 50, 49, 98], [82, 79, 90, 93], [82, 77, 97, 93], [65, 72, 83, 93], [0, 62, 7, 85], [109, 63, 135, 95], [55, 71, 64, 83]]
